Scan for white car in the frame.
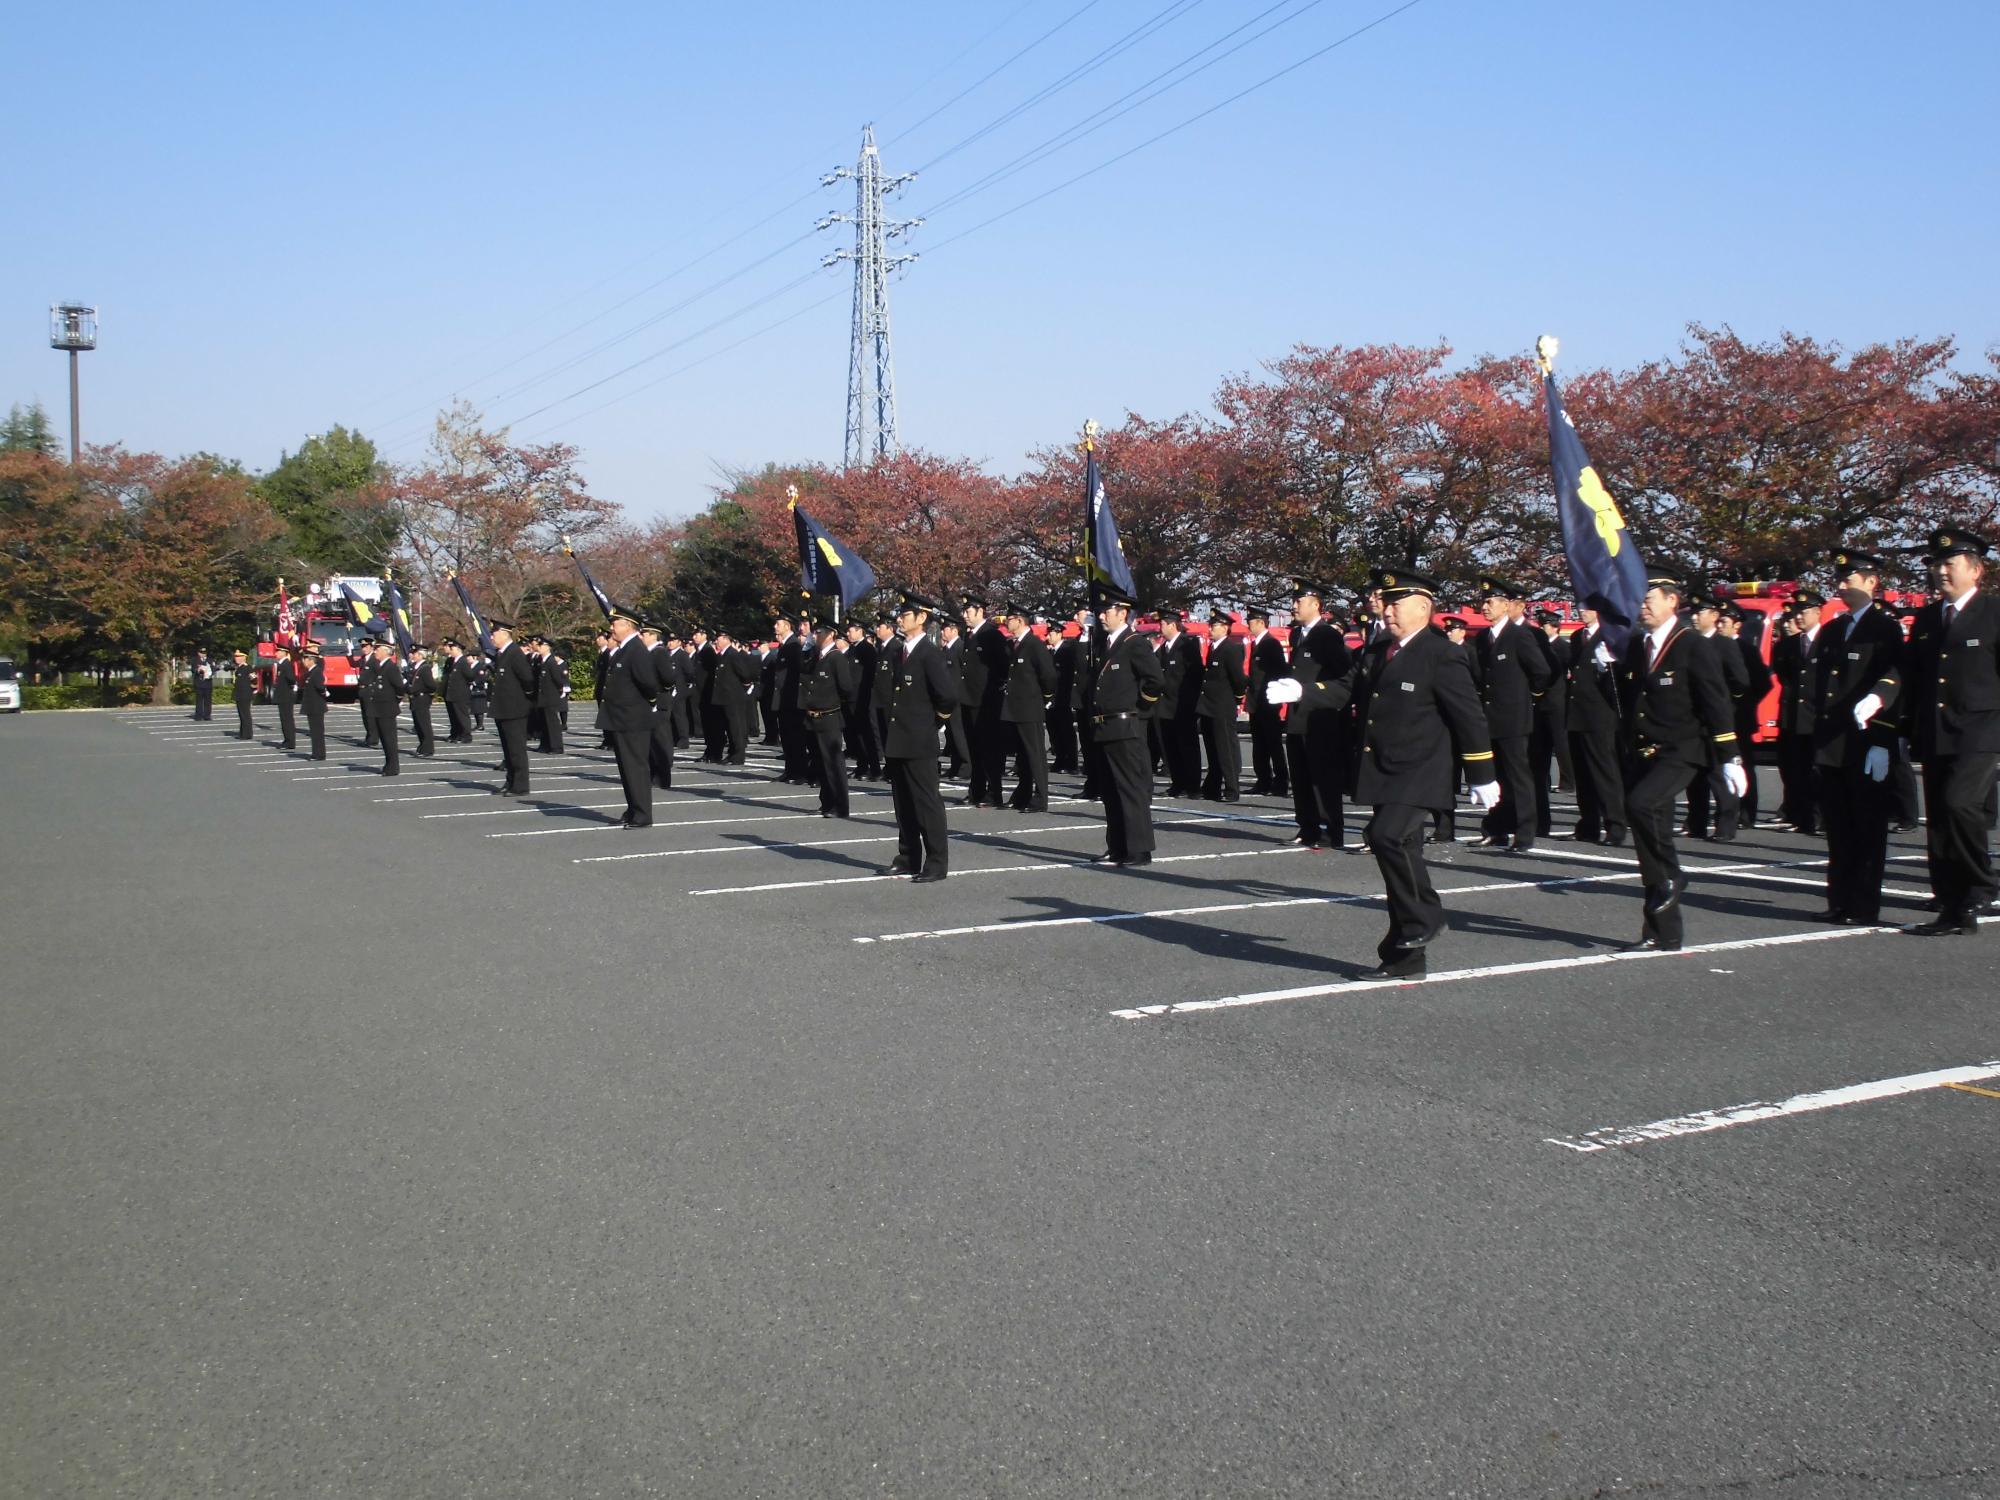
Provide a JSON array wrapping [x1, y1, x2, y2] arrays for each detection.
[[0, 657, 19, 712]]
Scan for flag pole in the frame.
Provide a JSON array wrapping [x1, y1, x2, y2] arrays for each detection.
[[1080, 417, 1101, 703]]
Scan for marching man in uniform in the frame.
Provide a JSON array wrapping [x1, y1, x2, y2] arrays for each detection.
[[1085, 585, 1164, 867], [881, 592, 958, 882]]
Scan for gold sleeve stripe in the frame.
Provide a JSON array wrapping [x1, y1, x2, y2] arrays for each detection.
[[1463, 750, 1495, 761], [1713, 731, 1738, 742]]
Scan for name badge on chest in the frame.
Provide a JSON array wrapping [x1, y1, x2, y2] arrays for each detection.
[[1399, 680, 1416, 692]]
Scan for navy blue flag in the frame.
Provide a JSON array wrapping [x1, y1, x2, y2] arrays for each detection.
[[1543, 354, 1646, 650], [381, 576, 416, 656], [1081, 444, 1136, 600], [790, 492, 876, 611], [340, 582, 388, 638], [564, 542, 614, 620], [449, 572, 496, 656]]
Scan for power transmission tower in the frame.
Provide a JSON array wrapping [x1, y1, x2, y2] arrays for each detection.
[[818, 126, 921, 467]]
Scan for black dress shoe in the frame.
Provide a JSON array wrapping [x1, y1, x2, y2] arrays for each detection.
[[1403, 922, 1448, 950], [1473, 834, 1509, 848], [1090, 851, 1122, 864], [1604, 831, 1628, 847], [1363, 954, 1426, 979], [1643, 878, 1686, 916], [1511, 837, 1536, 853], [1906, 915, 1976, 936], [887, 859, 915, 875], [1116, 853, 1152, 867], [1810, 908, 1850, 924], [1625, 936, 1683, 952], [1288, 833, 1323, 849], [911, 868, 947, 884]]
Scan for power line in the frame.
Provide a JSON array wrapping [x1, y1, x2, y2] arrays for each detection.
[[883, 0, 1109, 147]]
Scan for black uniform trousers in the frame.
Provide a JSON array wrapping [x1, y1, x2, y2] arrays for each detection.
[[649, 711, 676, 789], [277, 700, 297, 749], [1481, 734, 1534, 844], [496, 714, 531, 793], [1889, 748, 1921, 826], [610, 728, 652, 825], [304, 708, 326, 760], [1048, 709, 1078, 774], [236, 700, 254, 739], [702, 703, 726, 761], [1683, 764, 1739, 840], [1568, 727, 1627, 841], [1777, 731, 1817, 833], [368, 709, 400, 774], [968, 714, 1011, 805], [1923, 752, 2000, 916], [1098, 735, 1156, 859], [445, 699, 471, 743], [1158, 715, 1200, 794], [813, 721, 849, 816], [1367, 802, 1443, 962], [193, 682, 212, 720], [1250, 709, 1288, 794], [470, 694, 487, 731], [723, 704, 750, 764], [1528, 717, 1561, 835], [1007, 724, 1049, 811], [846, 711, 880, 779], [538, 704, 565, 755], [411, 700, 435, 757], [1200, 717, 1241, 800], [1626, 750, 1702, 947], [1078, 718, 1101, 800], [887, 752, 948, 873], [943, 709, 969, 776], [1287, 717, 1347, 846], [780, 709, 808, 779], [1816, 763, 1892, 922]]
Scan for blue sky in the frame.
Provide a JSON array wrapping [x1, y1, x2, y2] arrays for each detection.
[[5, 0, 1996, 521]]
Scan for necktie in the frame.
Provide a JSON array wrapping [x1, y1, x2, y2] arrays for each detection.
[[1384, 640, 1400, 664]]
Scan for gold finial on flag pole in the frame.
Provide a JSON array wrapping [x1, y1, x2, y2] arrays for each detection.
[[1081, 418, 1099, 454], [1535, 335, 1560, 376]]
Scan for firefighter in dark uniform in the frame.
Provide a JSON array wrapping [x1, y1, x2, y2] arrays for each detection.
[[230, 650, 256, 738], [1197, 606, 1247, 801], [843, 620, 882, 781], [272, 643, 301, 749], [801, 619, 857, 818], [1280, 582, 1353, 849], [1154, 610, 1205, 796], [1810, 546, 1905, 926], [958, 597, 1012, 807], [1718, 604, 1774, 827], [1001, 604, 1058, 812], [1771, 590, 1826, 833], [485, 621, 538, 796], [1271, 570, 1498, 976], [1049, 613, 1083, 775], [1902, 527, 2000, 934], [468, 646, 490, 732], [1245, 607, 1289, 796], [882, 592, 959, 881], [406, 641, 438, 758], [1527, 609, 1568, 837], [1683, 595, 1748, 841], [1084, 586, 1165, 866], [361, 636, 405, 775], [642, 625, 681, 790], [599, 607, 661, 828], [299, 641, 329, 760], [1565, 605, 1626, 845], [1471, 576, 1555, 851], [1616, 576, 1746, 950], [442, 639, 474, 743], [191, 647, 215, 720]]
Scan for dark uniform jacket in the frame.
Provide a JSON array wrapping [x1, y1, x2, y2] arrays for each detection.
[[1326, 626, 1495, 811], [1532, 630, 1567, 724], [534, 652, 568, 710], [1473, 618, 1555, 738], [1248, 631, 1288, 711], [1773, 628, 1822, 737], [1281, 619, 1354, 735], [301, 660, 328, 711], [1156, 632, 1204, 721], [649, 643, 684, 707], [1700, 630, 1749, 762], [444, 655, 473, 705], [232, 663, 256, 704], [1083, 627, 1164, 743], [801, 644, 857, 729], [1051, 635, 1081, 715], [1733, 631, 1774, 744], [359, 657, 404, 718], [770, 634, 803, 713], [488, 642, 537, 720], [1565, 625, 1622, 733], [274, 659, 299, 705], [1196, 635, 1248, 719], [1619, 624, 1738, 766], [1900, 590, 2000, 758], [961, 622, 1010, 721], [709, 645, 760, 707], [1808, 603, 1902, 769], [599, 635, 660, 732], [847, 638, 879, 716], [883, 635, 958, 758], [1001, 632, 1058, 725], [408, 660, 437, 703]]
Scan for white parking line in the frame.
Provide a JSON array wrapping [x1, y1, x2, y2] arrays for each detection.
[[1111, 924, 1896, 1020], [488, 811, 889, 838], [1546, 1057, 2000, 1152]]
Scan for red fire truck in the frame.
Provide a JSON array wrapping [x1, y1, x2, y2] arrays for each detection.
[[254, 582, 374, 701]]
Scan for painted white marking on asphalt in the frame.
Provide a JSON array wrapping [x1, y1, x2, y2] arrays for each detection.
[[1111, 924, 1897, 1020], [1546, 1058, 2000, 1153], [487, 811, 893, 838], [715, 844, 1315, 900], [573, 813, 1251, 866]]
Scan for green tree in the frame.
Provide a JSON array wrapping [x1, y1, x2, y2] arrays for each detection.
[[2, 402, 60, 456], [653, 498, 792, 640], [259, 425, 396, 574]]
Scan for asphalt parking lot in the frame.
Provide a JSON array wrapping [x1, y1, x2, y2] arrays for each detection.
[[4, 706, 1996, 1499]]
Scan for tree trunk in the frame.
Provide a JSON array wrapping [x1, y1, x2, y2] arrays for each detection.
[[152, 658, 174, 707]]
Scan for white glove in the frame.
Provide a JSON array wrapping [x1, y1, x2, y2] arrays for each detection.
[[1852, 692, 1883, 729], [1722, 761, 1749, 799], [1593, 642, 1616, 667], [1265, 678, 1303, 706], [1469, 780, 1501, 810], [1863, 746, 1889, 782]]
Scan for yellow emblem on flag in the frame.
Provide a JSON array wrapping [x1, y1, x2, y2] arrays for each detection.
[[817, 537, 843, 569], [1576, 465, 1628, 556]]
